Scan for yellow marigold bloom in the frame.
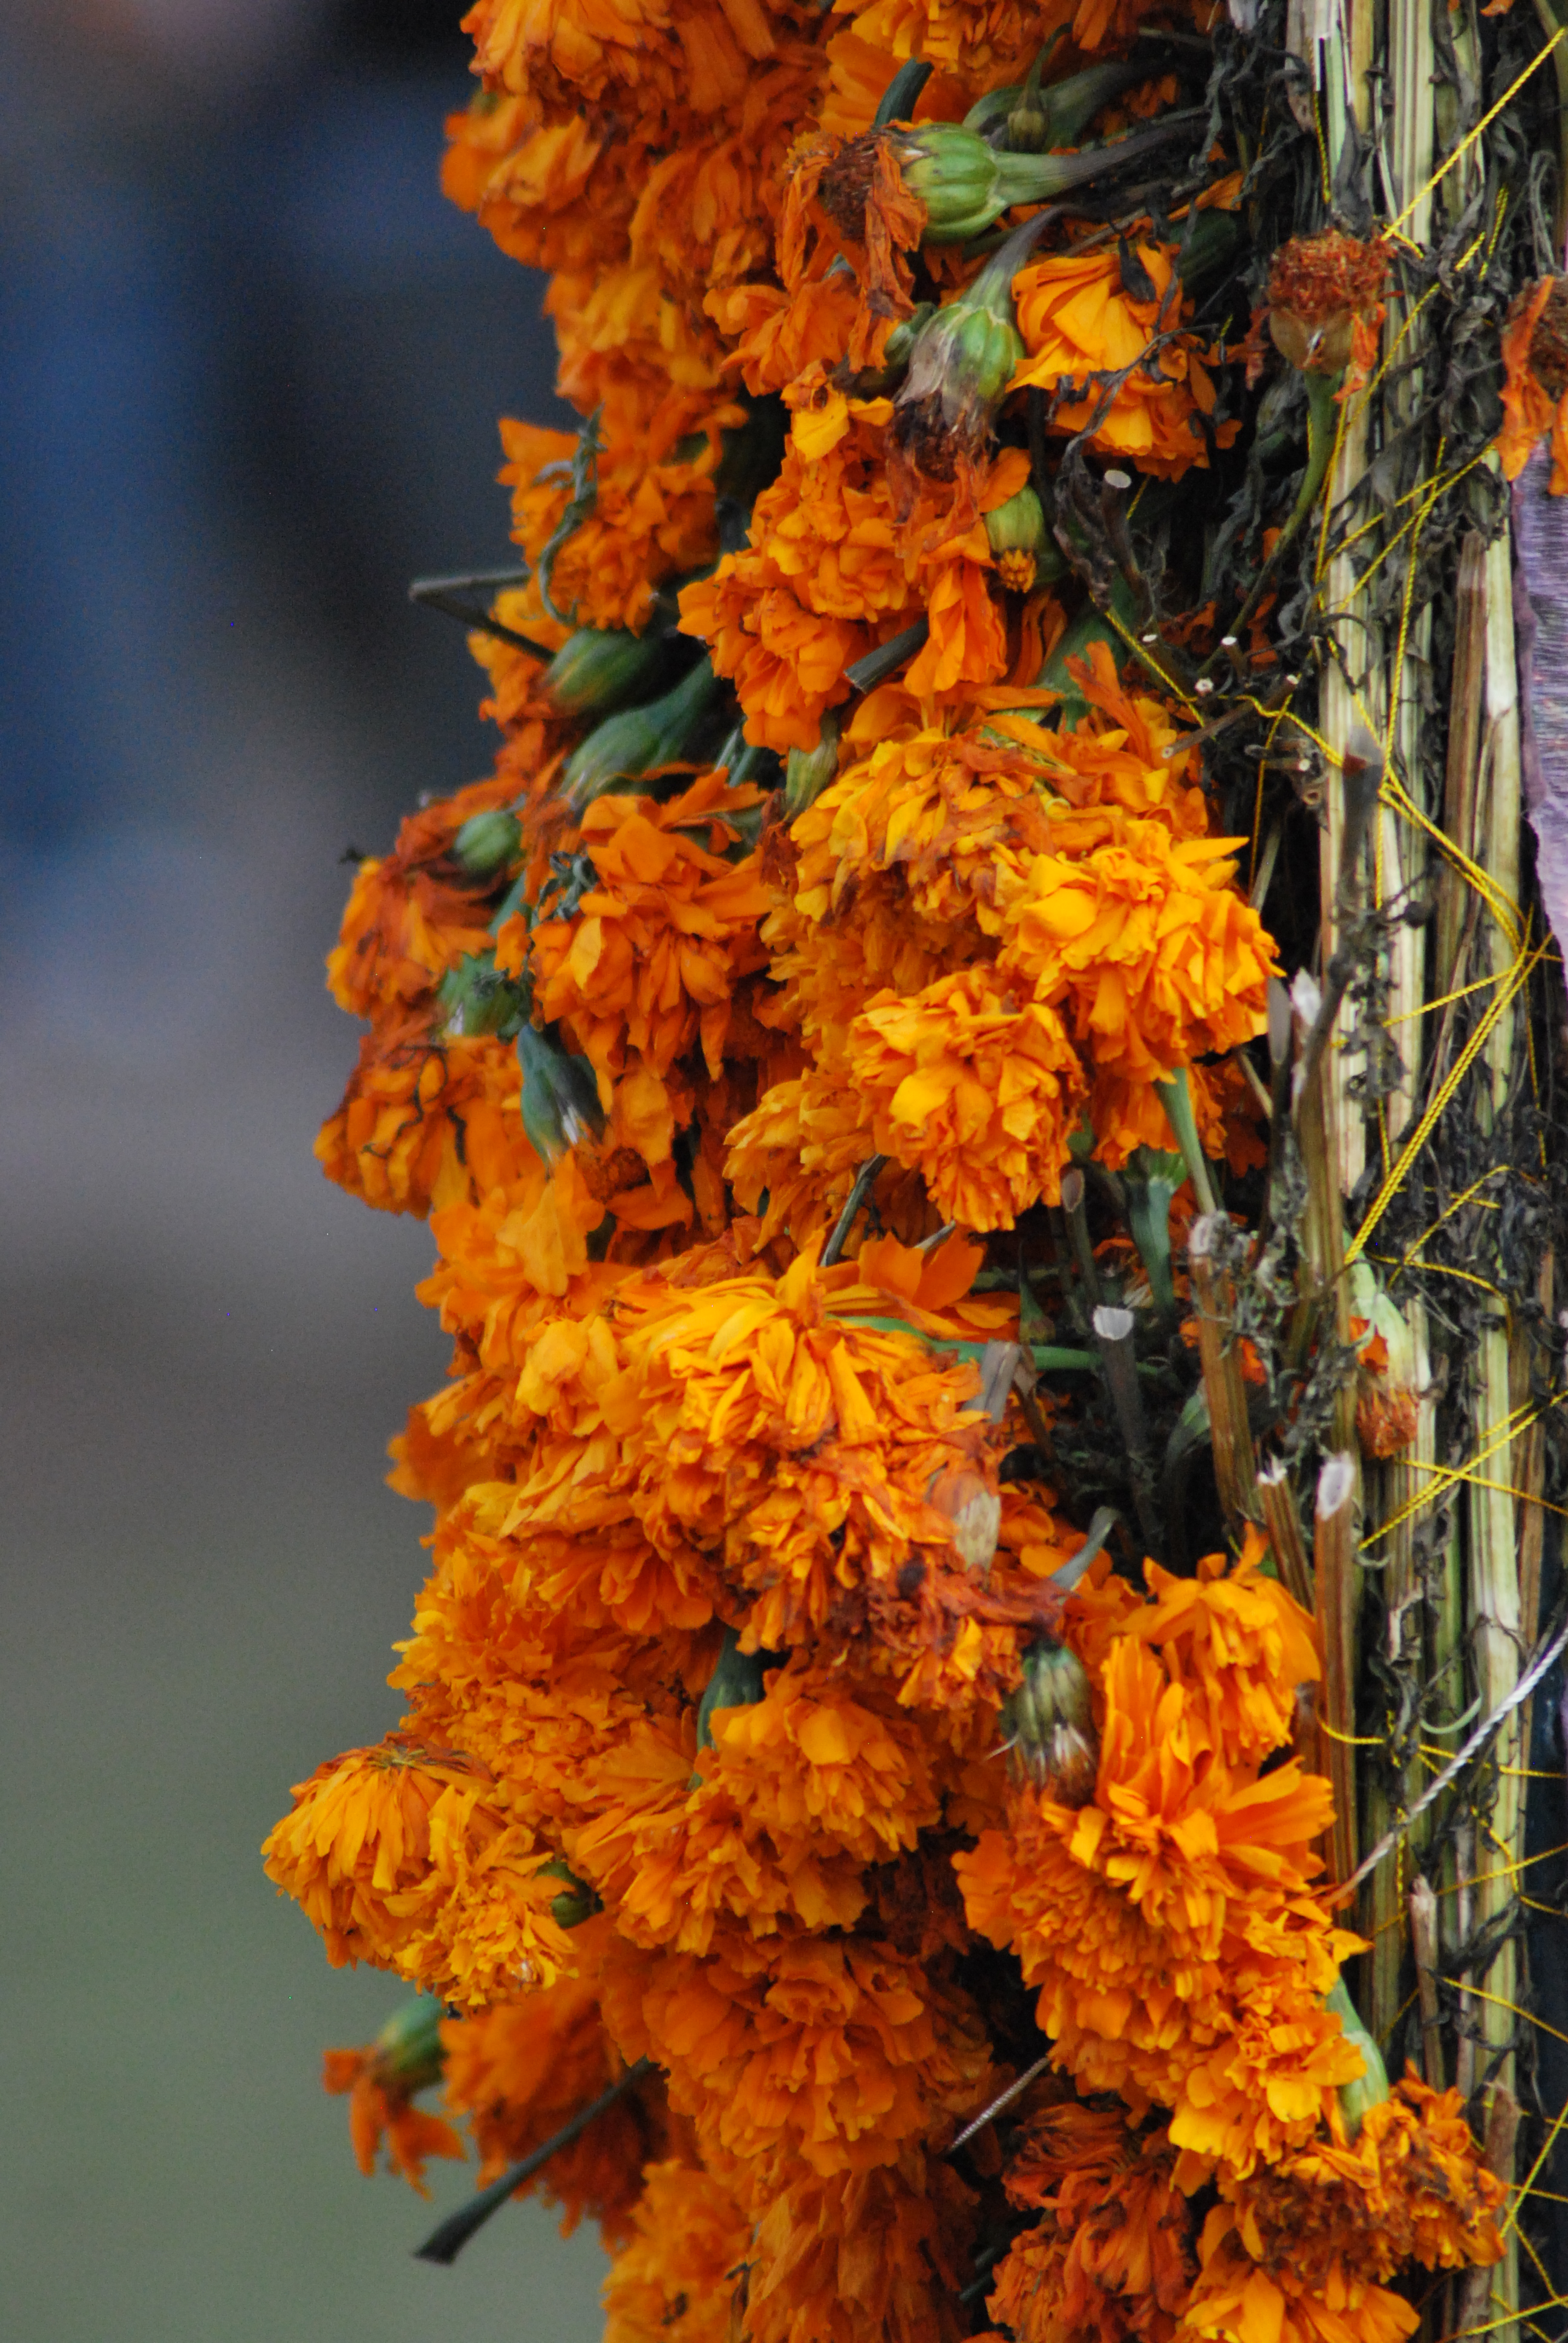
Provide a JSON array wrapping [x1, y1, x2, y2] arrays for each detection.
[[603, 2158, 751, 2343], [996, 811, 1275, 1084], [1010, 241, 1236, 481], [442, 1939, 669, 2244], [505, 772, 773, 1089], [847, 965, 1087, 1229], [261, 1733, 577, 2007]]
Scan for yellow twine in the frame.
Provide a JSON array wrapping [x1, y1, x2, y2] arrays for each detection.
[[1385, 28, 1566, 236]]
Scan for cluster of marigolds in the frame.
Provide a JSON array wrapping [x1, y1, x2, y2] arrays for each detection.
[[264, 0, 1516, 2339]]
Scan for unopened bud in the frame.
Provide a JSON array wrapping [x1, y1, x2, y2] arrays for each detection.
[[439, 950, 529, 1041], [784, 707, 843, 818], [1002, 1637, 1098, 1804], [368, 1996, 447, 2093], [517, 1020, 606, 1163], [926, 1460, 1002, 1573], [985, 482, 1048, 592], [543, 625, 676, 718], [561, 657, 723, 815], [537, 1856, 602, 1928], [452, 807, 521, 879], [1325, 1975, 1390, 2138]]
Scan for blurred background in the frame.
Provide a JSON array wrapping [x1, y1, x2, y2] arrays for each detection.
[[0, 1, 604, 2336]]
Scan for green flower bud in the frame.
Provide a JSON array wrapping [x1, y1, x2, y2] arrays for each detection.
[[696, 1625, 772, 1751], [543, 626, 678, 718], [891, 215, 1035, 477], [517, 1020, 606, 1164], [984, 483, 1060, 593], [1324, 1976, 1390, 2139], [783, 707, 843, 818], [537, 1856, 603, 1928], [1001, 1636, 1098, 1805], [886, 111, 1200, 246], [368, 1996, 447, 2094], [561, 655, 724, 816], [439, 951, 529, 1041], [452, 807, 521, 879]]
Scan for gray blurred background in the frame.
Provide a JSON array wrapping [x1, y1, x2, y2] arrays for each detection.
[[0, 2, 604, 2335]]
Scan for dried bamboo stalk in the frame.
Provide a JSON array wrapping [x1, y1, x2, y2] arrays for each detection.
[[1410, 1873, 1445, 2090], [1316, 1452, 1361, 1890], [1187, 1214, 1258, 1533], [1466, 525, 1524, 2341]]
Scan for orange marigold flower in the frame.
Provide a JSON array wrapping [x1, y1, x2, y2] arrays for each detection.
[[846, 965, 1088, 1230], [996, 811, 1275, 1084], [388, 1488, 701, 1830], [442, 98, 644, 274], [1214, 2073, 1504, 2289], [509, 771, 774, 1088], [316, 1023, 537, 1217], [327, 776, 521, 1019], [988, 2105, 1195, 2343], [1010, 244, 1237, 481], [261, 1732, 577, 2006], [462, 0, 782, 119], [1497, 275, 1568, 490], [570, 1656, 949, 1953], [1180, 2210, 1419, 2343], [613, 1921, 993, 2180], [322, 2000, 465, 2195], [745, 2153, 980, 2343], [1126, 1539, 1321, 1767], [954, 1631, 1365, 2175], [603, 2158, 751, 2343]]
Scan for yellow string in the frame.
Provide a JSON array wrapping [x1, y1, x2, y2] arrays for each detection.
[[1318, 1717, 1385, 1746], [1344, 941, 1541, 1265], [1360, 1388, 1550, 1547], [1379, 973, 1510, 1027], [1385, 27, 1567, 236]]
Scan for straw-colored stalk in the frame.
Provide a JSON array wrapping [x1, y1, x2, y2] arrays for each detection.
[[1315, 1452, 1361, 1891], [1186, 1214, 1258, 1533], [1465, 523, 1524, 2339]]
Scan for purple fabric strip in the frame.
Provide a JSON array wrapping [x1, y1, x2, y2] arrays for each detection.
[[1512, 444, 1568, 974]]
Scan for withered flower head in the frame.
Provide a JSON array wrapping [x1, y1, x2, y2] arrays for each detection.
[[1267, 231, 1389, 375], [890, 215, 1038, 480], [819, 117, 1201, 254], [1512, 274, 1568, 398]]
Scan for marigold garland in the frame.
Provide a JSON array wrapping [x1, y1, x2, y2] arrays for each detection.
[[264, 1, 1552, 2336]]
